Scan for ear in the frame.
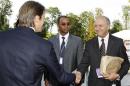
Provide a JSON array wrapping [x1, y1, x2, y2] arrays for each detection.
[[34, 15, 40, 24], [34, 15, 40, 29]]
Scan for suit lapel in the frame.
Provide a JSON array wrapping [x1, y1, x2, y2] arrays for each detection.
[[54, 35, 60, 60], [63, 35, 72, 64], [106, 34, 114, 55], [93, 37, 101, 63], [65, 35, 72, 51]]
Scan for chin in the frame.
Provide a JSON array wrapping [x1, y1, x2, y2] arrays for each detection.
[[97, 34, 104, 37]]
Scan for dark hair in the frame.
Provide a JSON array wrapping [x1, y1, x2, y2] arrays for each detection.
[[57, 15, 69, 25], [17, 1, 45, 27]]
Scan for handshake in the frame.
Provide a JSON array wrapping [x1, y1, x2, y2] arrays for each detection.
[[72, 70, 82, 84]]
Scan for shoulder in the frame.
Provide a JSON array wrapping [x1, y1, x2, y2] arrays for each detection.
[[49, 35, 57, 41], [40, 38, 53, 47], [86, 37, 97, 44], [37, 38, 54, 53], [110, 35, 123, 43], [70, 34, 82, 41]]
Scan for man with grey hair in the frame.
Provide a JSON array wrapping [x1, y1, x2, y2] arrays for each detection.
[[76, 16, 129, 86]]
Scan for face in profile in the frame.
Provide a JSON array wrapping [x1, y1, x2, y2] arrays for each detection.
[[34, 14, 45, 32], [94, 17, 109, 38], [58, 17, 70, 35]]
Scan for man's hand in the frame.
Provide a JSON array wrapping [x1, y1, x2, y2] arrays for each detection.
[[75, 71, 82, 84], [44, 79, 49, 86], [104, 73, 120, 81]]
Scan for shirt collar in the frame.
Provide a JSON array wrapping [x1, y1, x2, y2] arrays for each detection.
[[59, 32, 69, 40], [29, 27, 35, 31], [98, 33, 109, 41]]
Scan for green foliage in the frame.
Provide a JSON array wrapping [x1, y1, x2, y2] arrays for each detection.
[[79, 11, 90, 30], [67, 13, 85, 40], [95, 8, 103, 17], [42, 17, 51, 38], [38, 7, 61, 39], [47, 7, 61, 32], [0, 0, 12, 31], [85, 12, 96, 41], [0, 0, 12, 15], [0, 15, 9, 31], [110, 20, 122, 33], [122, 5, 130, 29], [42, 7, 105, 41]]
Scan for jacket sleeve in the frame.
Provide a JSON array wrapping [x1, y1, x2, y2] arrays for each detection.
[[118, 39, 130, 79], [45, 45, 76, 84], [77, 42, 90, 76], [77, 38, 84, 65]]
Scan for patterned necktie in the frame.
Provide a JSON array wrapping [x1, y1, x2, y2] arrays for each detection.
[[60, 37, 65, 57], [100, 39, 105, 56]]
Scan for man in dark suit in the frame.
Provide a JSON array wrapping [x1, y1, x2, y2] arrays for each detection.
[[45, 16, 83, 86], [76, 16, 130, 86], [0, 1, 76, 86]]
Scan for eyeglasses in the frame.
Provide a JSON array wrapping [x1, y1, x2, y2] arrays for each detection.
[[60, 22, 70, 26]]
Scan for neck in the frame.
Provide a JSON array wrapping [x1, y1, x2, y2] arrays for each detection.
[[100, 33, 109, 38], [59, 32, 68, 36]]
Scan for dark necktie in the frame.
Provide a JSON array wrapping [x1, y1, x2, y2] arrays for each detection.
[[60, 37, 65, 58], [100, 39, 105, 56]]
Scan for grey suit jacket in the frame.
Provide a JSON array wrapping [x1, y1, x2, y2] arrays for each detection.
[[49, 34, 84, 72]]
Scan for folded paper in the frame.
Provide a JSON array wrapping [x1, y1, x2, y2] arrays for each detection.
[[100, 55, 124, 77]]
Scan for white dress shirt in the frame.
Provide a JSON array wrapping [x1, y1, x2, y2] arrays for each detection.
[[98, 33, 109, 53], [59, 33, 69, 48]]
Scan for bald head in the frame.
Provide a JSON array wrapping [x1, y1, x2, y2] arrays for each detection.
[[95, 16, 110, 26]]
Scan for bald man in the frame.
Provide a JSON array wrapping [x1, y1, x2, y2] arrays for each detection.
[[76, 16, 129, 86]]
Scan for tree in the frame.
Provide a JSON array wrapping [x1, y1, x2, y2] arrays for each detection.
[[79, 11, 90, 30], [43, 17, 50, 36], [80, 11, 96, 41], [86, 12, 96, 41], [42, 17, 51, 39], [110, 20, 122, 34], [122, 5, 130, 29], [47, 7, 61, 32], [67, 13, 81, 36], [79, 11, 91, 41], [35, 17, 52, 39], [95, 8, 103, 17], [0, 0, 12, 31], [67, 13, 85, 40]]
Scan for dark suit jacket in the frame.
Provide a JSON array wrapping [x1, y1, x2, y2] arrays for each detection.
[[77, 34, 130, 86], [46, 34, 83, 86], [0, 27, 75, 86]]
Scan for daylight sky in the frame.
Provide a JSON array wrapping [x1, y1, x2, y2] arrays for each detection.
[[9, 0, 129, 33]]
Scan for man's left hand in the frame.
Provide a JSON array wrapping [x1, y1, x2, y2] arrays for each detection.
[[104, 73, 120, 81]]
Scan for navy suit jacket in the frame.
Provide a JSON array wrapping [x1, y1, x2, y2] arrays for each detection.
[[78, 34, 130, 86], [0, 27, 75, 86]]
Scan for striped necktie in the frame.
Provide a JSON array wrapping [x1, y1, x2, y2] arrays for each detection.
[[60, 37, 65, 58], [100, 39, 105, 56]]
